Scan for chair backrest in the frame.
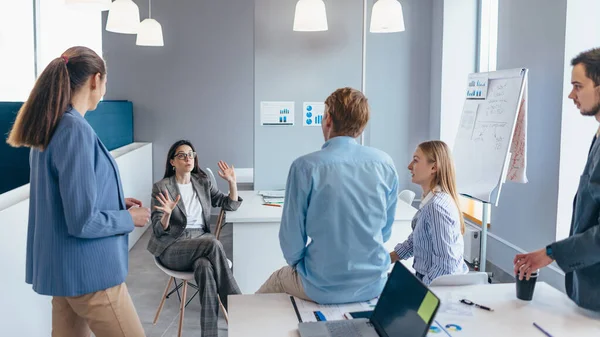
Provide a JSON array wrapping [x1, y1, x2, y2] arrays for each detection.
[[398, 189, 416, 205], [429, 272, 489, 286], [205, 167, 227, 239], [205, 167, 218, 187], [214, 208, 226, 240]]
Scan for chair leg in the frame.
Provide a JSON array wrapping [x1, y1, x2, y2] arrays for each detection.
[[153, 277, 174, 325], [178, 281, 188, 337], [218, 297, 229, 324]]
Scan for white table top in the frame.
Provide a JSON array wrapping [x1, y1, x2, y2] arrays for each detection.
[[228, 283, 600, 337], [227, 190, 417, 223]]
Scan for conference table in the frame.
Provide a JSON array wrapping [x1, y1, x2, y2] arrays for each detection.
[[228, 282, 600, 337], [226, 190, 418, 294]]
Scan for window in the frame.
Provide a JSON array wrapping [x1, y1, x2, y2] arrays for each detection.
[[477, 0, 498, 72], [556, 1, 600, 240], [0, 0, 103, 101], [459, 0, 499, 223], [37, 0, 103, 75], [0, 0, 35, 101]]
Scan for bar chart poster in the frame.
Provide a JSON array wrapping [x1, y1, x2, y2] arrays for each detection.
[[260, 101, 295, 126], [303, 102, 325, 127]]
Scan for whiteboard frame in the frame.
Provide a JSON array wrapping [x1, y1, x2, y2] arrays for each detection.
[[457, 68, 528, 206]]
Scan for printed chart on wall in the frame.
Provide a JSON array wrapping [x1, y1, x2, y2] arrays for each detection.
[[453, 68, 528, 205], [260, 101, 295, 126], [303, 102, 325, 127]]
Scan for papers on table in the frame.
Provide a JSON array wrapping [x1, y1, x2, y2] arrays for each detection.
[[258, 190, 285, 198], [263, 196, 284, 204], [290, 296, 378, 323], [258, 190, 285, 205]]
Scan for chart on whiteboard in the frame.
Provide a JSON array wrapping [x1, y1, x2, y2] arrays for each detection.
[[454, 76, 523, 203]]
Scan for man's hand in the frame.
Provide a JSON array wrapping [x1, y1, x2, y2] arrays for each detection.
[[513, 248, 553, 280]]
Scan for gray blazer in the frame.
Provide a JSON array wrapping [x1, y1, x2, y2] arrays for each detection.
[[551, 135, 600, 312], [147, 173, 242, 257]]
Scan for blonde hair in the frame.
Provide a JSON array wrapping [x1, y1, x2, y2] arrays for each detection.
[[418, 140, 465, 234]]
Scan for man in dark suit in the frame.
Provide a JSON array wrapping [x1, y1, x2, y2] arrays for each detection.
[[514, 48, 600, 312]]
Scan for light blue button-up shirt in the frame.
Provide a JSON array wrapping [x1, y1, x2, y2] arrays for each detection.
[[279, 136, 399, 304]]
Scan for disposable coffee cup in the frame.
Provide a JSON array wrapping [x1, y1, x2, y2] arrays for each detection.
[[516, 270, 538, 301]]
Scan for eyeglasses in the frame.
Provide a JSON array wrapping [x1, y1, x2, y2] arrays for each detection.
[[174, 152, 196, 160]]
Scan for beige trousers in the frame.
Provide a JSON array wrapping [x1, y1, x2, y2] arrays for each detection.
[[51, 283, 145, 337], [256, 266, 311, 301]]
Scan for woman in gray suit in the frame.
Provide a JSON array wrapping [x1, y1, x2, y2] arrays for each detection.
[[147, 139, 242, 337]]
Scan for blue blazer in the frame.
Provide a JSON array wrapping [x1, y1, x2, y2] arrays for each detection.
[[26, 108, 134, 297]]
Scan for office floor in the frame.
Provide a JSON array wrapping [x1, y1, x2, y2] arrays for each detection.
[[126, 224, 233, 337]]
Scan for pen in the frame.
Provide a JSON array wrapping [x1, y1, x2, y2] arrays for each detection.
[[460, 299, 494, 311], [434, 320, 453, 337], [315, 311, 327, 321], [263, 203, 281, 207], [533, 323, 553, 337]]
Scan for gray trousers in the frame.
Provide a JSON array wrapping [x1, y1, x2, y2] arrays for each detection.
[[159, 230, 241, 337]]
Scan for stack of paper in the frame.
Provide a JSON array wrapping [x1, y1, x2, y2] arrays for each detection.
[[258, 190, 285, 204], [263, 196, 284, 204], [290, 296, 378, 322], [258, 190, 285, 198]]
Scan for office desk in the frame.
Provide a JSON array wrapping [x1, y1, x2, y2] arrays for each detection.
[[228, 283, 600, 337], [227, 191, 417, 294]]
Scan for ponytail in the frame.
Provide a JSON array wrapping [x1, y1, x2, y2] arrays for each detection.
[[7, 46, 106, 150]]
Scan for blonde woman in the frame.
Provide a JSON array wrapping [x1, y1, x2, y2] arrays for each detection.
[[391, 140, 468, 284]]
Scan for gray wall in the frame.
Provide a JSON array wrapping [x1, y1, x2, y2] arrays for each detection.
[[488, 0, 567, 288], [254, 0, 433, 190], [366, 0, 433, 190], [102, 0, 254, 188], [253, 0, 363, 190]]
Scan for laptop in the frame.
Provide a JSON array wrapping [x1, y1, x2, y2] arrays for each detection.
[[298, 262, 441, 337]]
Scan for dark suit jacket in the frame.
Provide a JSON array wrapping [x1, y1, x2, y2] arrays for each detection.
[[552, 135, 600, 311], [147, 173, 242, 257]]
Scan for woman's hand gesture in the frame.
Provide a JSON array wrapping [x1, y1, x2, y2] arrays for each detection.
[[154, 189, 180, 216], [217, 161, 236, 183]]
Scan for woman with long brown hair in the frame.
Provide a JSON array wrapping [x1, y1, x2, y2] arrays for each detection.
[[7, 46, 148, 336], [147, 139, 242, 337], [391, 140, 468, 284]]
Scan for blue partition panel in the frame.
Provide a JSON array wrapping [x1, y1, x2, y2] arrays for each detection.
[[0, 102, 29, 195], [0, 100, 133, 194]]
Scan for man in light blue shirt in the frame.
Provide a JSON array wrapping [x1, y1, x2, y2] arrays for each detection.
[[257, 87, 399, 304]]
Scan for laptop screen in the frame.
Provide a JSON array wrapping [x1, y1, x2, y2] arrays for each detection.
[[370, 262, 440, 337]]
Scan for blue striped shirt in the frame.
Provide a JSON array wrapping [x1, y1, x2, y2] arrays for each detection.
[[279, 136, 399, 304], [394, 189, 468, 284]]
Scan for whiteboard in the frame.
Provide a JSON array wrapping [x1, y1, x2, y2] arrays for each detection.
[[453, 68, 527, 205]]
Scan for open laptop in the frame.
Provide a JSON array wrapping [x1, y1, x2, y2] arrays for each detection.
[[298, 262, 440, 337]]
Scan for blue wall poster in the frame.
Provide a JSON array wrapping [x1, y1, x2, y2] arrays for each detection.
[[302, 102, 325, 127]]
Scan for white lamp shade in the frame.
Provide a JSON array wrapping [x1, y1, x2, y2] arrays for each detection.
[[293, 0, 328, 32], [106, 0, 140, 34], [136, 19, 164, 46], [65, 0, 112, 11], [370, 0, 405, 33]]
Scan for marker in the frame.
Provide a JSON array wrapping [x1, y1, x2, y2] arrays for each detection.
[[315, 311, 326, 321]]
